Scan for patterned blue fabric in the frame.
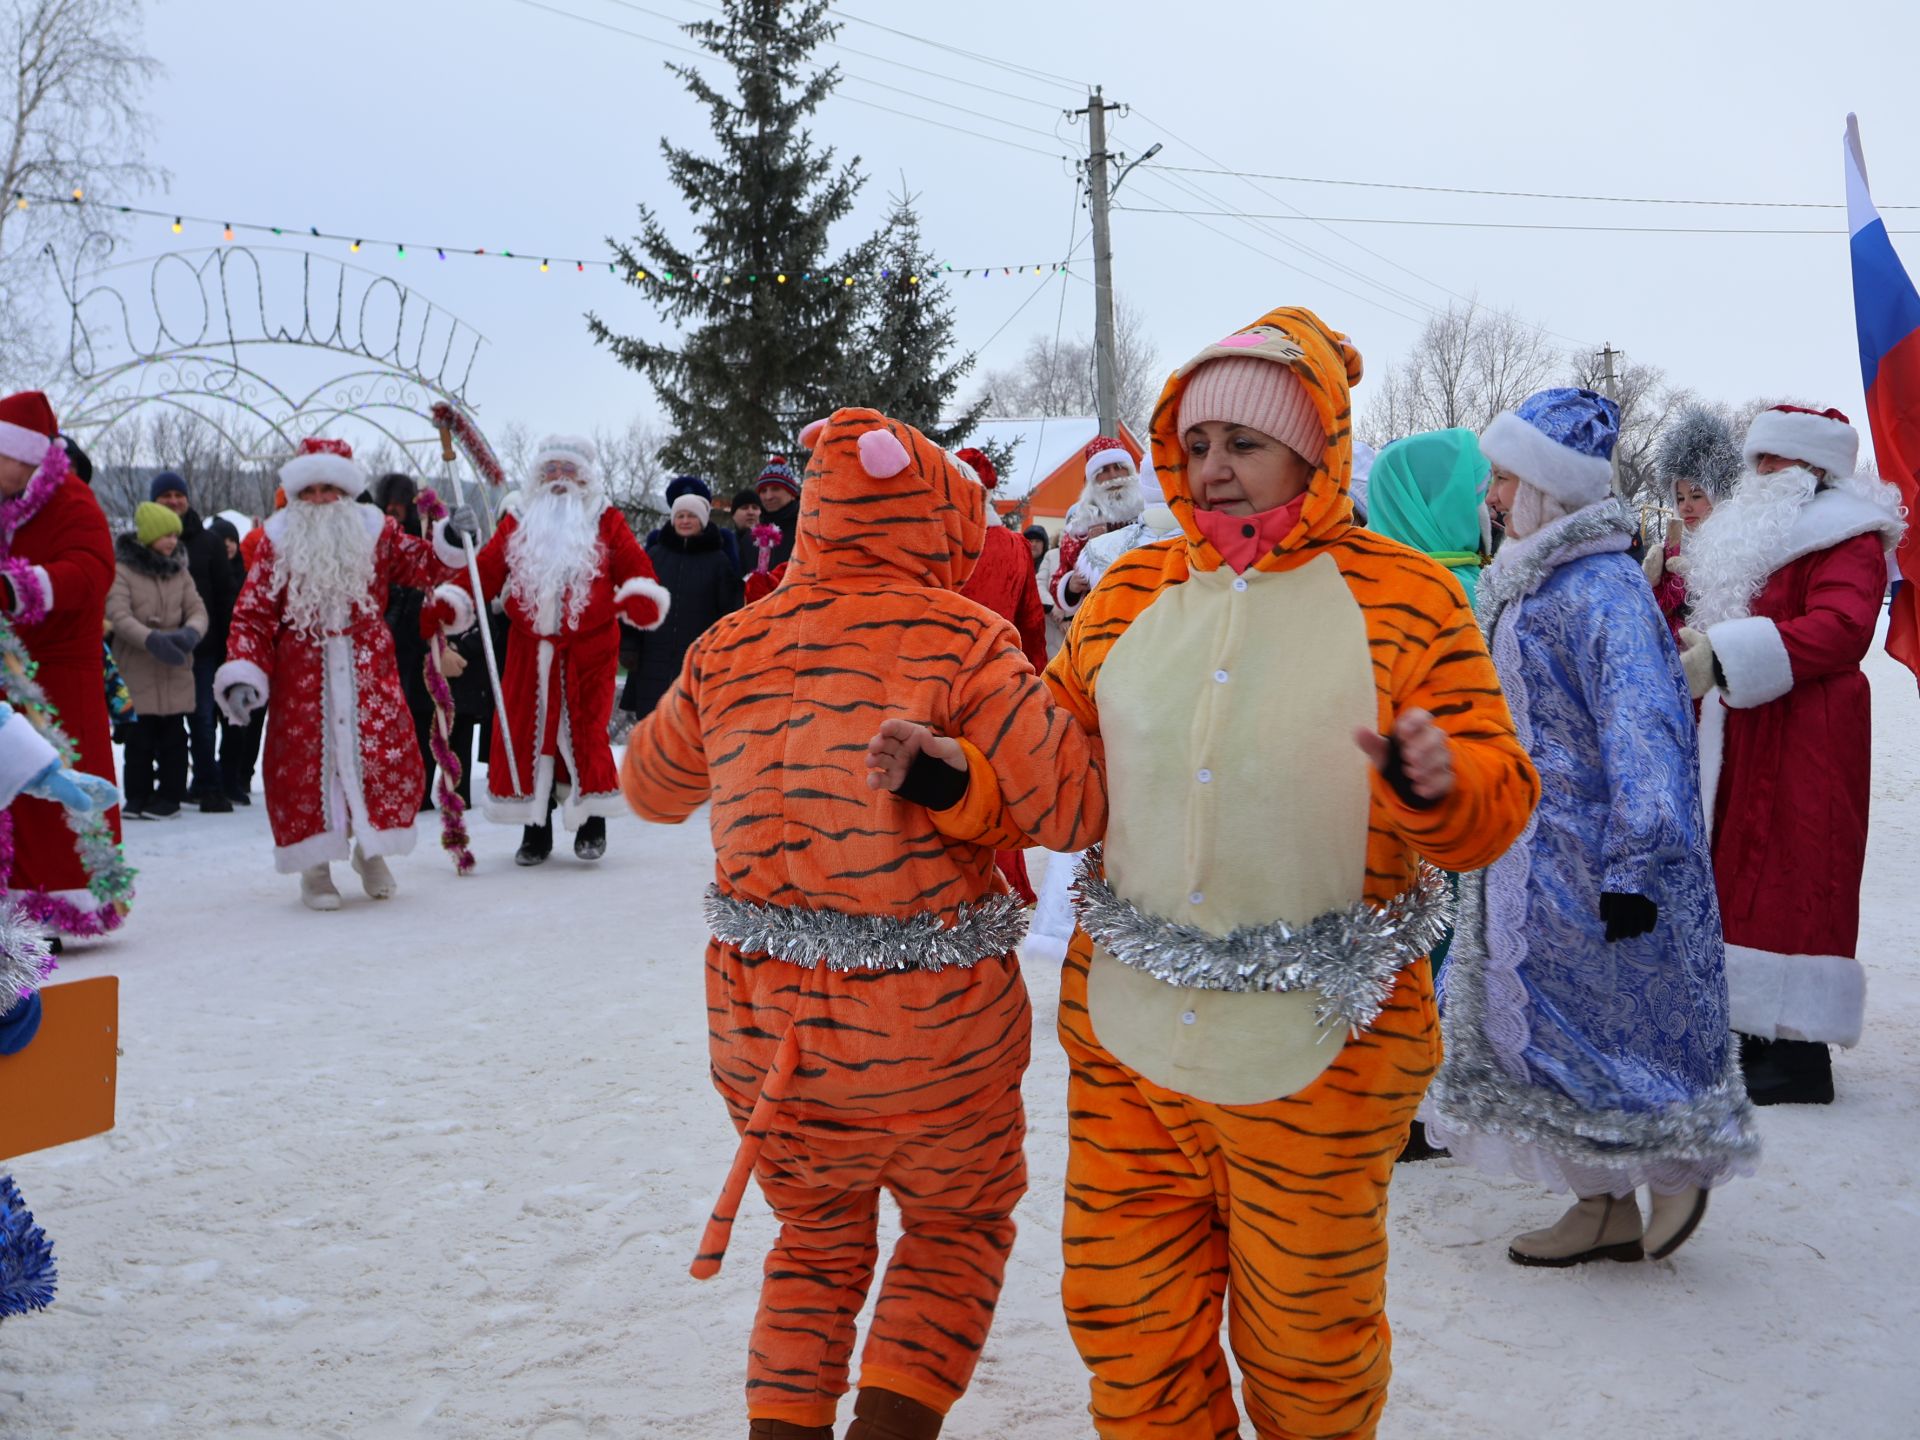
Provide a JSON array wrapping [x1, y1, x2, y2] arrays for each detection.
[[1427, 503, 1757, 1193], [1514, 387, 1620, 464]]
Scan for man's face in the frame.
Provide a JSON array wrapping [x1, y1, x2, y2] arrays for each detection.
[[156, 490, 189, 517], [757, 482, 792, 513], [1753, 452, 1822, 481], [1028, 536, 1047, 566], [733, 501, 761, 529], [539, 460, 584, 495], [1093, 461, 1132, 490], [0, 456, 35, 497], [302, 484, 348, 506]]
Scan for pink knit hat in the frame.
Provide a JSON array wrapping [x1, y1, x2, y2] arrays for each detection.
[[1177, 356, 1323, 464]]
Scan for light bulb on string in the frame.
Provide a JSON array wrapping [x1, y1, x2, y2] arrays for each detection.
[[396, 244, 405, 258], [776, 273, 786, 283], [14, 196, 26, 211], [576, 261, 583, 273], [70, 186, 83, 202], [437, 248, 446, 260], [350, 239, 361, 253], [540, 259, 550, 272], [222, 223, 234, 242], [171, 216, 182, 234], [909, 275, 919, 285]]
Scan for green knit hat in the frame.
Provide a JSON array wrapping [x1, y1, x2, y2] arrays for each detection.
[[134, 501, 183, 547]]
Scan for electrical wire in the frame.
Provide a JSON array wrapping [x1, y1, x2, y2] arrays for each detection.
[[1142, 163, 1917, 211], [1114, 205, 1904, 235], [828, 3, 1092, 94]]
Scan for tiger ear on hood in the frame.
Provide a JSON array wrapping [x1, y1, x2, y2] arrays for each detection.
[[1332, 330, 1364, 385], [798, 416, 830, 451], [857, 427, 912, 479]]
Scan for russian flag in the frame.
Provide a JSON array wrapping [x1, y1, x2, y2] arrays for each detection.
[[1845, 113, 1920, 685]]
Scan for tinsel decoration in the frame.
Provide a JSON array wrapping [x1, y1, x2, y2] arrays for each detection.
[[0, 901, 54, 997], [704, 887, 1030, 973], [413, 488, 475, 875], [1072, 849, 1454, 1037], [429, 401, 505, 488], [0, 438, 68, 551], [750, 523, 781, 574], [0, 557, 47, 628], [0, 615, 136, 937], [0, 1174, 56, 1320]]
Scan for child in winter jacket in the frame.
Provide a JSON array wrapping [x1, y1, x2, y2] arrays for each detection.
[[620, 408, 1103, 1440], [106, 502, 207, 817]]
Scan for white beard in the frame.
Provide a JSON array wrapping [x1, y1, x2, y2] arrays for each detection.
[[272, 501, 377, 634], [1071, 474, 1142, 534], [508, 482, 605, 631], [1684, 465, 1822, 629]]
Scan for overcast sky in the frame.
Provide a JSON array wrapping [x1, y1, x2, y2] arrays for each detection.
[[104, 0, 1920, 473]]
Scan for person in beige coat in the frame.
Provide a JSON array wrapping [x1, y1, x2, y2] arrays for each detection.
[[106, 502, 207, 818]]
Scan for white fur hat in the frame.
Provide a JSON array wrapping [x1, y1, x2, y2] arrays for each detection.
[[529, 434, 601, 485], [1743, 405, 1859, 479]]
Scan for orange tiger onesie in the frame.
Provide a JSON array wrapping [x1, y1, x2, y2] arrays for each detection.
[[619, 409, 1103, 1439], [925, 307, 1539, 1439]]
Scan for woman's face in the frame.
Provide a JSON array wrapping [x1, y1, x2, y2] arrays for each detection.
[[672, 508, 704, 537], [733, 501, 760, 529], [150, 533, 179, 557], [1674, 479, 1714, 531], [1027, 535, 1047, 566], [1184, 422, 1314, 516], [1486, 466, 1521, 525], [224, 537, 239, 560]]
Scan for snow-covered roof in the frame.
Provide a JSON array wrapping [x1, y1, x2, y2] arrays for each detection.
[[948, 415, 1107, 502]]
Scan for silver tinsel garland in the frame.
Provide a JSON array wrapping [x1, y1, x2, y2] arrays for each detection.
[[0, 903, 53, 997], [704, 887, 1031, 973], [1072, 850, 1454, 1036]]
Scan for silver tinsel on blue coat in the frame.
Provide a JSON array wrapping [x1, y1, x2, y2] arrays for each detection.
[[0, 1174, 56, 1319], [1073, 849, 1454, 1037], [704, 887, 1030, 972], [0, 903, 55, 1000], [1424, 501, 1760, 1194]]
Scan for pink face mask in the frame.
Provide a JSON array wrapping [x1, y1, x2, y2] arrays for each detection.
[[1192, 491, 1309, 573]]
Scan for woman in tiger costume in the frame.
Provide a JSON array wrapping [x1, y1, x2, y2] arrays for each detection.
[[619, 407, 1104, 1440], [874, 305, 1539, 1439]]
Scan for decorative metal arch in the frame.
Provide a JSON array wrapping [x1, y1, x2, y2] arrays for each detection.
[[45, 234, 501, 513]]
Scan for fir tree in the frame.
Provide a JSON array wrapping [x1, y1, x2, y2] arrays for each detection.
[[855, 187, 986, 449], [587, 0, 877, 485]]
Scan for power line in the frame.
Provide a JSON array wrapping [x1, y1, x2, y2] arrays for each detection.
[[1114, 205, 1905, 235], [1143, 162, 1918, 212], [828, 4, 1092, 95]]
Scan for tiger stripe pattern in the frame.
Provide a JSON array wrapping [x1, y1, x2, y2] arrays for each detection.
[[620, 407, 1103, 1431]]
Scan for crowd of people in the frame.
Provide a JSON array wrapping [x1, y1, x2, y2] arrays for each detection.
[[0, 292, 1907, 1436]]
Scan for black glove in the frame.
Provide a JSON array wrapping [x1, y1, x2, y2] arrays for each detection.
[[892, 747, 970, 811], [144, 628, 197, 667], [1600, 892, 1658, 943]]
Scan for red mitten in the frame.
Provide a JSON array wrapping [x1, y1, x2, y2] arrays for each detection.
[[419, 594, 459, 641], [744, 563, 787, 605]]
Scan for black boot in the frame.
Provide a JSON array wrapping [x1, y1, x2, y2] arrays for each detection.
[[1742, 1033, 1834, 1106], [845, 1388, 943, 1440], [573, 815, 606, 861], [1396, 1119, 1449, 1163], [515, 815, 554, 866]]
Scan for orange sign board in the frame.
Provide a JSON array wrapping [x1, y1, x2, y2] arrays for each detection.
[[0, 976, 118, 1161]]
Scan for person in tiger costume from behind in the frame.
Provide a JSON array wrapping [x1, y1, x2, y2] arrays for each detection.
[[870, 305, 1540, 1439], [619, 408, 1105, 1440]]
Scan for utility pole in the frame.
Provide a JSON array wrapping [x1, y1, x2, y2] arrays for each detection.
[[1073, 87, 1125, 438], [1597, 341, 1620, 401]]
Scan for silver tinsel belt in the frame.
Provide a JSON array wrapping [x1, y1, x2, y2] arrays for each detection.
[[1073, 850, 1454, 1035], [703, 887, 1030, 973]]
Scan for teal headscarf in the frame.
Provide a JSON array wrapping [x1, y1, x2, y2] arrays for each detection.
[[1367, 428, 1489, 608]]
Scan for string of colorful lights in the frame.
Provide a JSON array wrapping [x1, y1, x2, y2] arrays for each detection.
[[14, 187, 1080, 286]]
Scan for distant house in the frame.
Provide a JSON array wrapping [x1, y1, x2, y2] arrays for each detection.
[[948, 416, 1147, 530]]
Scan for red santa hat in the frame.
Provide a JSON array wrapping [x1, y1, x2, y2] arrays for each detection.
[[1743, 404, 1859, 480], [279, 436, 368, 500], [953, 446, 998, 491], [0, 391, 57, 467], [1083, 436, 1137, 485]]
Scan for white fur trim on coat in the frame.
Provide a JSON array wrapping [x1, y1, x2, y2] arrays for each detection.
[[279, 449, 369, 501], [214, 658, 271, 723], [1697, 691, 1727, 844], [1480, 411, 1615, 509], [1725, 943, 1866, 1047], [1744, 409, 1859, 480], [1707, 615, 1795, 709], [432, 583, 476, 634], [2, 563, 50, 617], [0, 420, 52, 466], [271, 820, 417, 876], [0, 709, 60, 806], [431, 516, 468, 569], [613, 575, 670, 631]]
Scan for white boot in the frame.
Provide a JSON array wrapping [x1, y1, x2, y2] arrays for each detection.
[[1508, 1193, 1644, 1267], [300, 864, 343, 912], [351, 845, 398, 900], [1644, 1186, 1709, 1260]]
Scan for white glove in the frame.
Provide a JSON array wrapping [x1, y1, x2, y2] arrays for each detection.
[[1677, 627, 1717, 700], [1641, 547, 1666, 585], [1666, 554, 1691, 578], [221, 683, 264, 723]]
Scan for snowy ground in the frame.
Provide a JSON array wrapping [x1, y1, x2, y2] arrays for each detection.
[[4, 642, 1918, 1440]]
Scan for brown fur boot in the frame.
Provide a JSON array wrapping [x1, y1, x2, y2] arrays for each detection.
[[747, 1421, 834, 1440], [845, 1387, 944, 1440]]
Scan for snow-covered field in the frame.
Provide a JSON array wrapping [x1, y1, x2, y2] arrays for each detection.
[[4, 641, 1918, 1439]]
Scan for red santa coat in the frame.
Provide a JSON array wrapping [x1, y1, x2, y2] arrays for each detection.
[[219, 506, 459, 873], [958, 524, 1047, 673], [1698, 490, 1901, 1047], [442, 504, 664, 827], [0, 462, 120, 904]]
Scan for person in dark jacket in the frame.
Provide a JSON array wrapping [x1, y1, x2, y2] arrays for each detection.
[[207, 516, 262, 805], [371, 472, 438, 809], [728, 488, 762, 575], [619, 493, 743, 719], [645, 475, 742, 575], [751, 454, 800, 571], [149, 471, 239, 812]]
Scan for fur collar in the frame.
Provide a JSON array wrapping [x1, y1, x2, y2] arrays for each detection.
[[1480, 498, 1633, 631], [1769, 485, 1902, 569], [115, 531, 188, 576], [653, 522, 724, 555]]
